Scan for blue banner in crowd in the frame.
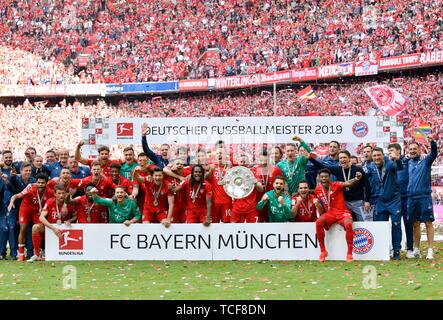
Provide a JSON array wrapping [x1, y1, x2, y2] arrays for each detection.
[[105, 81, 178, 95]]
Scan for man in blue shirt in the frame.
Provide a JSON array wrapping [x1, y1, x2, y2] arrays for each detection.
[[366, 147, 403, 260], [0, 150, 21, 259], [387, 143, 414, 258], [44, 149, 70, 178], [141, 123, 170, 168], [406, 135, 438, 260]]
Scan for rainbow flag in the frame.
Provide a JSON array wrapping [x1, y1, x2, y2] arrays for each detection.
[[413, 123, 431, 145]]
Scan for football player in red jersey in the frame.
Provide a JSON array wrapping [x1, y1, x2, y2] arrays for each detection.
[[66, 184, 105, 223], [7, 173, 50, 261], [28, 184, 77, 262], [108, 163, 135, 198], [291, 180, 323, 222], [314, 169, 362, 262], [130, 152, 156, 213], [75, 141, 121, 177], [77, 161, 116, 223], [206, 147, 232, 223], [230, 154, 265, 223], [134, 167, 174, 226], [251, 150, 283, 222], [175, 165, 212, 226], [163, 158, 192, 223], [46, 167, 81, 196]]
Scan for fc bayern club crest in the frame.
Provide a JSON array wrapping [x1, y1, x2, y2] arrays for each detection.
[[352, 121, 369, 137], [353, 228, 374, 254]]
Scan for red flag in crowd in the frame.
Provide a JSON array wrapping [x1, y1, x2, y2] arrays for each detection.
[[364, 85, 407, 116]]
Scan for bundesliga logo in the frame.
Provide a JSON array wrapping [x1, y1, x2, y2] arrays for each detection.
[[353, 228, 374, 254], [352, 121, 368, 137], [116, 123, 134, 137], [59, 230, 84, 251]]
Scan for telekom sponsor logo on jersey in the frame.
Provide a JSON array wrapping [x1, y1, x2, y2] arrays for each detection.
[[353, 228, 374, 254], [59, 230, 84, 250], [116, 122, 134, 138]]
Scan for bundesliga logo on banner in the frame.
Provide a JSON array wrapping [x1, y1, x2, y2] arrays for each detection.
[[59, 230, 84, 251], [116, 122, 134, 138]]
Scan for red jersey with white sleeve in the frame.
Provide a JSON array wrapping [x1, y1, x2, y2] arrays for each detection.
[[209, 164, 231, 205], [77, 176, 117, 197], [181, 179, 212, 212], [72, 195, 104, 223], [291, 194, 318, 222], [18, 184, 51, 224], [42, 198, 76, 224], [86, 159, 123, 177], [314, 182, 349, 213]]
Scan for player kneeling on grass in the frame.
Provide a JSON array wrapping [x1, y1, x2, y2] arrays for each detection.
[[90, 186, 141, 226], [256, 176, 291, 222], [314, 169, 362, 263], [29, 184, 77, 262]]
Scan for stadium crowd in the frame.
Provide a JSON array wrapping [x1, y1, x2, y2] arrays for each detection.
[[0, 0, 442, 84], [1, 72, 442, 164]]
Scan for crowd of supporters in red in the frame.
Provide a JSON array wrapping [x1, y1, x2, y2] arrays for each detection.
[[0, 0, 442, 84], [1, 72, 442, 166]]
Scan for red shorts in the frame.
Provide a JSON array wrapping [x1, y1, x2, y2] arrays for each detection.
[[143, 208, 168, 223], [318, 209, 353, 230], [171, 207, 186, 223], [18, 208, 40, 225], [230, 209, 258, 223], [186, 210, 207, 223], [212, 203, 232, 223]]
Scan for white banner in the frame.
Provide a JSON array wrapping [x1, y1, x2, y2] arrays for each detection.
[[46, 222, 390, 261], [81, 116, 389, 147]]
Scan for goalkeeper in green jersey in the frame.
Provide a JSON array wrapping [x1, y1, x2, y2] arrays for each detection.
[[90, 186, 141, 225], [276, 136, 311, 196], [256, 176, 292, 222]]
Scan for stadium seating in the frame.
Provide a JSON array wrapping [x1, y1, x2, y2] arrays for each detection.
[[0, 0, 441, 84], [1, 72, 441, 167]]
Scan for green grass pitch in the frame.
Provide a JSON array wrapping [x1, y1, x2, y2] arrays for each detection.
[[0, 243, 441, 300]]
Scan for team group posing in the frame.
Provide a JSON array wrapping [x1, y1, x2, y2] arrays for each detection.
[[0, 123, 438, 262]]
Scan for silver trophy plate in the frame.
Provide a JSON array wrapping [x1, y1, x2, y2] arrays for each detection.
[[223, 166, 255, 199]]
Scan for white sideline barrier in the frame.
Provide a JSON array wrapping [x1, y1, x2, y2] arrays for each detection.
[[46, 222, 389, 261]]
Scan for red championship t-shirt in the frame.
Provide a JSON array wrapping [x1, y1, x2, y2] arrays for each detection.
[[314, 182, 349, 213], [42, 198, 76, 224], [73, 195, 104, 223], [181, 179, 212, 212], [86, 159, 123, 177], [291, 194, 318, 222], [47, 177, 81, 196], [209, 164, 232, 205], [19, 184, 50, 216], [142, 180, 173, 210], [77, 176, 116, 197]]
